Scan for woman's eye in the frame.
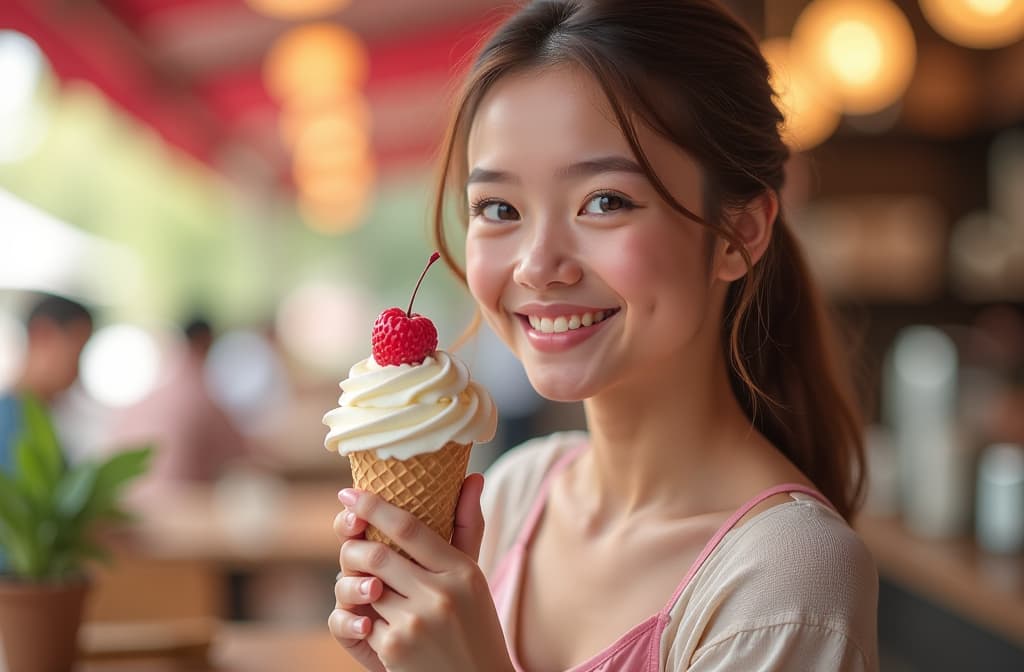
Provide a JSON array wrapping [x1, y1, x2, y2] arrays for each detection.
[[581, 193, 633, 215], [472, 200, 520, 221]]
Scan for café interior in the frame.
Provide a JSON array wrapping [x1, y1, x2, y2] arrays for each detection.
[[0, 0, 1022, 670]]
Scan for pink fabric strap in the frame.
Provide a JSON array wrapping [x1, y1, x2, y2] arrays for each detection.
[[488, 443, 588, 592], [662, 482, 834, 614], [512, 442, 589, 550]]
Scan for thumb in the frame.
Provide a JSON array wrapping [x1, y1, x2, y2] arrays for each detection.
[[451, 472, 485, 560]]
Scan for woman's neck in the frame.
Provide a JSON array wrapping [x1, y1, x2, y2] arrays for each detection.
[[577, 345, 759, 526]]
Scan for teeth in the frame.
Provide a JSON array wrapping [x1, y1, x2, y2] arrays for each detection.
[[528, 310, 613, 333]]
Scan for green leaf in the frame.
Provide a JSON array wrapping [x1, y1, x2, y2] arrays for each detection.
[[19, 394, 63, 486], [56, 463, 99, 521], [14, 436, 51, 504], [80, 446, 152, 524], [0, 471, 31, 539]]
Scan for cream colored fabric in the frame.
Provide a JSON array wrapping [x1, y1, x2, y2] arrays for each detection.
[[479, 432, 879, 671]]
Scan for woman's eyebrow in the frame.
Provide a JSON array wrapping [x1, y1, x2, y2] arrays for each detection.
[[466, 155, 644, 187]]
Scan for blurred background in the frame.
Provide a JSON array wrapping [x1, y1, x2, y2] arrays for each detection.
[[0, 0, 1022, 670]]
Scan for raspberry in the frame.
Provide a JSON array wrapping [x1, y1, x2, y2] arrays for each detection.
[[370, 252, 441, 366], [371, 307, 438, 366]]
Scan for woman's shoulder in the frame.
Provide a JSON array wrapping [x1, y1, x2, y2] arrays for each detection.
[[477, 430, 587, 577], [675, 497, 879, 668], [711, 497, 877, 609], [735, 496, 875, 579]]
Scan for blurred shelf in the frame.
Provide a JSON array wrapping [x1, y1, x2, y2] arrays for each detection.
[[113, 483, 342, 567], [834, 296, 1024, 317], [80, 622, 362, 672], [856, 514, 1024, 647]]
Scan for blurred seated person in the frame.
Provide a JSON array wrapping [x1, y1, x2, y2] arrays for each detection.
[[0, 293, 93, 473], [108, 317, 247, 499]]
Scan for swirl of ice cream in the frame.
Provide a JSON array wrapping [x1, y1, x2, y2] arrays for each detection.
[[322, 351, 497, 460]]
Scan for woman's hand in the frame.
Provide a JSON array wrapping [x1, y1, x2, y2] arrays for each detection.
[[328, 474, 514, 672]]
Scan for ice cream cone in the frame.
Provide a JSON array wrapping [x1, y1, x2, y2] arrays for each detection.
[[348, 440, 473, 555]]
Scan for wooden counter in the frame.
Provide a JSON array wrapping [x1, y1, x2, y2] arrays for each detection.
[[118, 483, 342, 567], [856, 514, 1024, 647], [80, 622, 363, 672]]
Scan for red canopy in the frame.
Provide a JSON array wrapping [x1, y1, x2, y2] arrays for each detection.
[[0, 0, 507, 178]]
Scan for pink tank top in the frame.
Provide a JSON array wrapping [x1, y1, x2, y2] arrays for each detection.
[[488, 444, 835, 672]]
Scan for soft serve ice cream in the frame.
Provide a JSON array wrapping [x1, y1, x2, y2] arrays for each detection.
[[324, 351, 496, 460], [322, 252, 497, 549]]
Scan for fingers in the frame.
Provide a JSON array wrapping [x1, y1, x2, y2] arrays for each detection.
[[335, 575, 383, 606], [451, 473, 486, 560], [334, 504, 368, 541], [328, 607, 375, 642], [339, 488, 453, 571], [341, 539, 423, 596]]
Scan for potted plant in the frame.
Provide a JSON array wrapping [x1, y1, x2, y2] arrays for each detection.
[[0, 394, 151, 672]]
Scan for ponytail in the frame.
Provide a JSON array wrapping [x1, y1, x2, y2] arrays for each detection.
[[726, 217, 865, 521]]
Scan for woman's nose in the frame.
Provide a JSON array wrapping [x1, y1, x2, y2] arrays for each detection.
[[512, 226, 582, 290]]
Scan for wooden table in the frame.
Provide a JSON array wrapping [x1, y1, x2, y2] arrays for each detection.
[[856, 514, 1024, 647], [80, 622, 364, 672], [89, 483, 344, 623], [117, 482, 343, 567]]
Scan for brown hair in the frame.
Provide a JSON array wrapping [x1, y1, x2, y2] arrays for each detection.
[[431, 0, 865, 520]]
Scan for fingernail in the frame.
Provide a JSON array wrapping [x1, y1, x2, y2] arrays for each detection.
[[359, 579, 372, 596], [339, 489, 359, 507], [345, 511, 357, 527], [353, 617, 369, 635]]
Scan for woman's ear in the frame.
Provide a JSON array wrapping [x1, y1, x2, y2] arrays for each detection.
[[714, 191, 779, 282]]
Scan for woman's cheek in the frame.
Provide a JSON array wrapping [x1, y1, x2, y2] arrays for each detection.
[[465, 237, 503, 311]]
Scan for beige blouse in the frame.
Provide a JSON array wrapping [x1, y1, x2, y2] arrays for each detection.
[[479, 432, 880, 671]]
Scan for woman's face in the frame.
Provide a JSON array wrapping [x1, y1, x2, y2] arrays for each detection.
[[464, 65, 724, 402]]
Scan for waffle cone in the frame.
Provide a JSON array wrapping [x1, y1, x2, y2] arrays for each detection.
[[347, 441, 473, 555]]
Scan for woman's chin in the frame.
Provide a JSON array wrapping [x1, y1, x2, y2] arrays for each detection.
[[525, 371, 597, 403]]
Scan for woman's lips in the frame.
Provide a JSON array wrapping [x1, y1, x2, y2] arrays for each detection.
[[516, 308, 619, 353]]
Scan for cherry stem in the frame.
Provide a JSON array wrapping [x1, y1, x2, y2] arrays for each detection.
[[407, 251, 441, 315]]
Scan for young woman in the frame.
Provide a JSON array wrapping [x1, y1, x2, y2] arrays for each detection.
[[328, 1, 878, 669]]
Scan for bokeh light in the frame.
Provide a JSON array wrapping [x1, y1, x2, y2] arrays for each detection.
[[262, 24, 368, 106], [920, 0, 1024, 49], [793, 0, 917, 115], [80, 324, 162, 407], [0, 30, 48, 163], [275, 282, 373, 370], [205, 329, 287, 427], [762, 37, 842, 151]]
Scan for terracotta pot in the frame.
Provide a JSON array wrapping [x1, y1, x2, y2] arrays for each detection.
[[0, 577, 90, 672]]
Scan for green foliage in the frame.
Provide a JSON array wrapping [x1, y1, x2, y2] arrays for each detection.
[[0, 395, 151, 581]]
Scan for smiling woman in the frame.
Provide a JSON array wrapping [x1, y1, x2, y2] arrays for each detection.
[[328, 2, 879, 671]]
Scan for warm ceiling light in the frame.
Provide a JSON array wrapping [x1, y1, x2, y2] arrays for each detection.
[[263, 24, 368, 105], [920, 0, 1024, 49], [246, 0, 350, 21], [294, 160, 376, 205], [299, 196, 369, 234], [761, 38, 841, 151], [278, 97, 371, 149], [793, 0, 916, 115], [292, 119, 371, 176]]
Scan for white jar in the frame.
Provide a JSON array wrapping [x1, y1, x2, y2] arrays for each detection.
[[976, 443, 1024, 554]]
